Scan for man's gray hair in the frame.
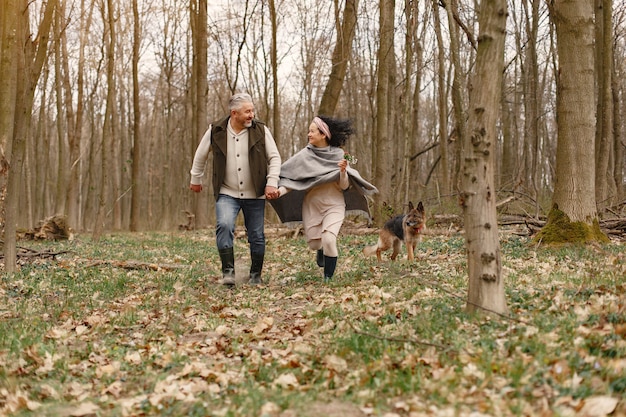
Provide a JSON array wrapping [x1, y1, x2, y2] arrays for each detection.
[[229, 93, 254, 111]]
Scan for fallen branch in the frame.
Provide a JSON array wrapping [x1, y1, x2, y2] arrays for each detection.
[[81, 259, 189, 271], [0, 243, 69, 261]]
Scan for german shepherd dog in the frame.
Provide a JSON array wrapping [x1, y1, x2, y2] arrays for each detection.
[[363, 201, 425, 262]]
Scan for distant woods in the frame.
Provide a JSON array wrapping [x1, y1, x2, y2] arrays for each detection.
[[1, 0, 624, 236]]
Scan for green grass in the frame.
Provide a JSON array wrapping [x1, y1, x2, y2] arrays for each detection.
[[0, 230, 624, 416]]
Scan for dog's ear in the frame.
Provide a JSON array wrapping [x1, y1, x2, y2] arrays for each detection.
[[407, 201, 414, 211], [417, 201, 424, 212]]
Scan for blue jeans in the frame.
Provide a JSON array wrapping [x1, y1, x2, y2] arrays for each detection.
[[215, 194, 265, 254]]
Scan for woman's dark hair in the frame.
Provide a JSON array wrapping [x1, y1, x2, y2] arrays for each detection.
[[318, 115, 354, 147]]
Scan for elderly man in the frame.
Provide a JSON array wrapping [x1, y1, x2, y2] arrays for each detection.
[[190, 93, 281, 286]]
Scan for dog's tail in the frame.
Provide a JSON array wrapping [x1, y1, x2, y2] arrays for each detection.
[[362, 241, 379, 257]]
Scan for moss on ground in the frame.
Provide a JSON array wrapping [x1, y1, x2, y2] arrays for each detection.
[[533, 204, 609, 245]]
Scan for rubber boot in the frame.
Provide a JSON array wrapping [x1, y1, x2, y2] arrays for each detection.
[[248, 252, 264, 285], [218, 247, 236, 287], [316, 249, 325, 267], [323, 256, 337, 282]]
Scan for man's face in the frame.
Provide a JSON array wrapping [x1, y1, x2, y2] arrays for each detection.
[[230, 101, 255, 131]]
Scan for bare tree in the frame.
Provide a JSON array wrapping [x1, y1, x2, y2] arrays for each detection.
[[4, 0, 56, 272], [433, 0, 451, 200], [65, 0, 93, 230], [400, 0, 423, 204], [461, 0, 508, 315], [318, 0, 358, 116]]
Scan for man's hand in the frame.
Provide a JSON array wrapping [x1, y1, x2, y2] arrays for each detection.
[[190, 184, 202, 193], [265, 186, 280, 200]]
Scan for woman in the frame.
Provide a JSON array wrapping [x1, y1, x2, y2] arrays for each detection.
[[271, 116, 378, 281]]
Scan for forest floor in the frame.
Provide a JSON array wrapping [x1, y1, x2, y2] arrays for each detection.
[[1, 222, 625, 417]]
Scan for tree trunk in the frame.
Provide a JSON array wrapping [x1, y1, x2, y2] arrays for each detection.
[[461, 0, 508, 316], [373, 0, 395, 222], [129, 0, 141, 231], [318, 0, 358, 116], [538, 0, 608, 244], [433, 0, 450, 200], [53, 6, 68, 218], [522, 0, 541, 215], [613, 62, 624, 201], [5, 0, 56, 272], [269, 0, 280, 142], [191, 0, 209, 229], [401, 0, 418, 205], [93, 0, 116, 240], [445, 0, 467, 197], [65, 0, 92, 231], [0, 0, 19, 258], [500, 74, 516, 189], [594, 0, 615, 210]]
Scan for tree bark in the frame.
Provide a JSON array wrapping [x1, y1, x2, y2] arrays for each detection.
[[461, 0, 508, 316]]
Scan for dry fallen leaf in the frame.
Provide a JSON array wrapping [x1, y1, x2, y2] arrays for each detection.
[[578, 396, 619, 416], [324, 354, 348, 373], [273, 373, 299, 389], [68, 401, 100, 416]]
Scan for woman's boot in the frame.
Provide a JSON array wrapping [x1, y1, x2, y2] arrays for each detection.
[[323, 256, 337, 282]]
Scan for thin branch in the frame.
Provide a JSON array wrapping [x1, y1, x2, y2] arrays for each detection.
[[400, 273, 530, 325], [347, 320, 454, 352], [438, 0, 477, 50]]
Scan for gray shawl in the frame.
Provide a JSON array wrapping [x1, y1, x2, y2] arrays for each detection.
[[269, 144, 378, 223]]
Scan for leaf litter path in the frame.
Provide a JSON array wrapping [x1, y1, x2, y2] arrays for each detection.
[[0, 229, 625, 416]]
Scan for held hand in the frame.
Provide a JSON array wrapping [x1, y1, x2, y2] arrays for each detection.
[[265, 186, 280, 200], [338, 159, 348, 173], [190, 184, 202, 193]]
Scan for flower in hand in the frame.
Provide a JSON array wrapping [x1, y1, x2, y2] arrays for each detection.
[[344, 153, 358, 165]]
